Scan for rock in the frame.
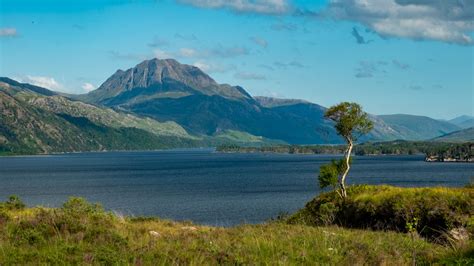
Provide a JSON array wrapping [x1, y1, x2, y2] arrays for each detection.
[[449, 227, 469, 242], [181, 226, 198, 231], [149, 230, 161, 237]]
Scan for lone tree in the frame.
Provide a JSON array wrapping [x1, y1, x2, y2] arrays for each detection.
[[319, 102, 373, 198]]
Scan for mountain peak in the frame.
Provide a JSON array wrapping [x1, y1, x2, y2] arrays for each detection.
[[86, 58, 251, 105]]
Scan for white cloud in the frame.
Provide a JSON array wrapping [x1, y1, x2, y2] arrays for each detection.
[[324, 0, 474, 45], [234, 72, 266, 80], [165, 46, 249, 59], [153, 49, 175, 59], [81, 82, 96, 92], [250, 36, 268, 48], [20, 75, 64, 91], [178, 0, 290, 14], [193, 61, 236, 73], [0, 28, 17, 37], [179, 48, 199, 57], [109, 51, 149, 61], [274, 61, 305, 68]]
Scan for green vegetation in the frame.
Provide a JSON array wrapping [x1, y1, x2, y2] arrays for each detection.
[[28, 94, 193, 139], [318, 159, 352, 198], [0, 195, 471, 265], [289, 185, 473, 241], [209, 130, 285, 146], [322, 102, 373, 197], [425, 142, 473, 162], [217, 141, 474, 162], [0, 79, 200, 155]]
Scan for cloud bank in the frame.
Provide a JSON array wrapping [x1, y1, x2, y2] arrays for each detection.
[[178, 0, 473, 45], [0, 28, 17, 37], [19, 76, 63, 91], [325, 0, 474, 45], [178, 0, 290, 14]]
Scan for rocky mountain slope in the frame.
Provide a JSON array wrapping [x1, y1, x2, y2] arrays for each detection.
[[80, 58, 252, 106], [0, 78, 198, 154]]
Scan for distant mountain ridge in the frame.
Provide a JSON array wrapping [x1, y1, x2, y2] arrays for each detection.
[[1, 58, 468, 154], [377, 114, 461, 140], [83, 58, 457, 144], [448, 115, 474, 129], [433, 127, 474, 142]]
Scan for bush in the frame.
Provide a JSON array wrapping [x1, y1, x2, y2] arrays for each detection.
[[5, 195, 26, 210], [288, 185, 474, 241], [5, 197, 127, 250]]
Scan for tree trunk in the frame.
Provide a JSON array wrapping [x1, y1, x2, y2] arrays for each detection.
[[340, 139, 353, 198]]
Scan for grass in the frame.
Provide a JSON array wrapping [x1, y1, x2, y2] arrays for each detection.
[[289, 185, 473, 240], [0, 189, 472, 265]]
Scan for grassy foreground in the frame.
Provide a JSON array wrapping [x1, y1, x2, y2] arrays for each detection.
[[0, 187, 472, 265], [289, 185, 474, 240]]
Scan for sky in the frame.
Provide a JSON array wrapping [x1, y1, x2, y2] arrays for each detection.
[[0, 0, 473, 119]]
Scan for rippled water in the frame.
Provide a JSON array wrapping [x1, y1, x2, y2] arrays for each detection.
[[0, 150, 472, 225]]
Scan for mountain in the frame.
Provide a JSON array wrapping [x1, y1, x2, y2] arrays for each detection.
[[377, 114, 461, 140], [82, 58, 344, 144], [2, 58, 463, 154], [80, 58, 462, 144], [0, 77, 199, 154], [433, 127, 474, 142], [80, 58, 252, 106], [448, 115, 474, 129]]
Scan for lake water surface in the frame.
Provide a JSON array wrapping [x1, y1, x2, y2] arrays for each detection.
[[0, 150, 472, 226]]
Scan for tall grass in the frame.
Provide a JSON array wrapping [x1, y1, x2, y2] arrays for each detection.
[[0, 191, 472, 265]]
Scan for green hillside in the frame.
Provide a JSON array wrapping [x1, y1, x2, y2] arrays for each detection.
[[378, 114, 461, 140], [0, 78, 198, 155], [434, 127, 474, 142]]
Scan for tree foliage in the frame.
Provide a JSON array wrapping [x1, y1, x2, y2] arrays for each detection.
[[319, 102, 373, 198], [318, 159, 350, 190], [324, 102, 373, 141]]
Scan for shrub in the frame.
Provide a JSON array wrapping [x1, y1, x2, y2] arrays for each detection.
[[0, 209, 10, 225], [5, 195, 26, 210], [288, 185, 474, 241]]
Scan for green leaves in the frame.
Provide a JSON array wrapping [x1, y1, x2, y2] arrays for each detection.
[[324, 102, 373, 141], [5, 195, 25, 210], [318, 159, 351, 189]]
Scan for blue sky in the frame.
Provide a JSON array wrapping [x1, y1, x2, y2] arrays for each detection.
[[0, 0, 472, 119]]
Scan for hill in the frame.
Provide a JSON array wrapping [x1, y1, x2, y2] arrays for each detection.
[[0, 78, 198, 155], [378, 114, 461, 140], [433, 127, 474, 142], [449, 115, 474, 129]]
